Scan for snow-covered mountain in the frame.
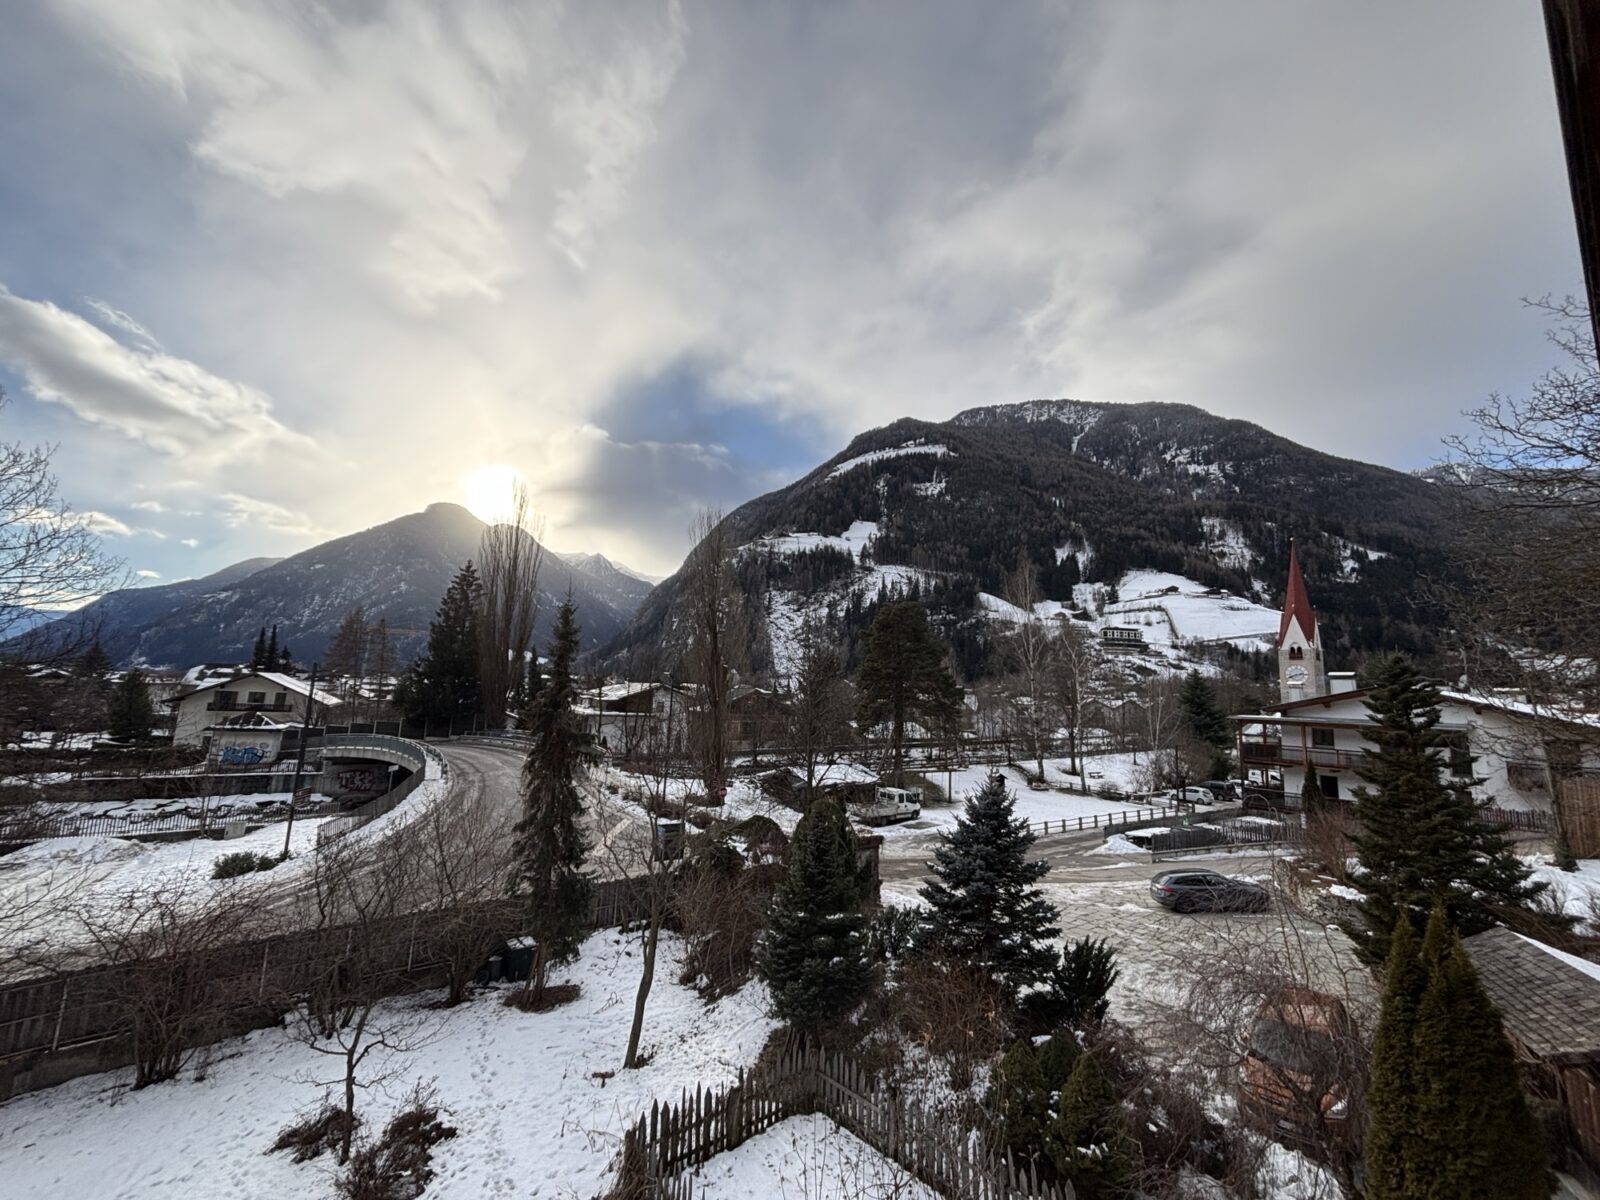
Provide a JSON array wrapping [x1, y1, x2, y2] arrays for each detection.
[[10, 505, 656, 669], [604, 398, 1462, 680]]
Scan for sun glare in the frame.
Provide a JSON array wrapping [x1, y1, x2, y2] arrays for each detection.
[[460, 463, 524, 523]]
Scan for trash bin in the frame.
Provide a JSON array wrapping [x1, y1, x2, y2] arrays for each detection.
[[653, 819, 686, 861], [501, 937, 538, 982]]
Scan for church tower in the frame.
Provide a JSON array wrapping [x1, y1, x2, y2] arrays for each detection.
[[1277, 541, 1326, 703]]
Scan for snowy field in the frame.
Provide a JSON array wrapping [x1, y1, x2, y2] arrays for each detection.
[[693, 1114, 937, 1199], [1, 932, 775, 1200]]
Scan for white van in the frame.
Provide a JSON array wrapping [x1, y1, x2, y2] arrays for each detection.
[[854, 786, 923, 826]]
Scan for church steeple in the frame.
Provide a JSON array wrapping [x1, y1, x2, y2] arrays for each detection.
[[1277, 541, 1325, 702]]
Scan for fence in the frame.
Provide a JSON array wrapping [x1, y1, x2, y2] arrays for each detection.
[[312, 736, 445, 844], [0, 796, 348, 844], [620, 1042, 1073, 1200], [1022, 804, 1174, 840]]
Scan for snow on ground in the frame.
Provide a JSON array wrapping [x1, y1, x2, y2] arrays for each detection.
[[875, 765, 1162, 844], [748, 520, 880, 563], [1525, 856, 1600, 930], [825, 441, 951, 481], [1, 931, 776, 1200], [693, 1113, 938, 1199], [11, 791, 332, 827], [1101, 570, 1279, 646], [1089, 834, 1149, 857]]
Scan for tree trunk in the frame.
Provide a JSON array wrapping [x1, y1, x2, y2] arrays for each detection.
[[624, 914, 661, 1069]]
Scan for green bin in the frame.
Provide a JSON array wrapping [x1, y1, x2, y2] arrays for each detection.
[[501, 936, 538, 982]]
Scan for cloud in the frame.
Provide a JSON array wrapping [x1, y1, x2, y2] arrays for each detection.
[[84, 298, 162, 349], [180, 537, 199, 548], [129, 499, 167, 512], [219, 492, 324, 538], [135, 568, 160, 578], [0, 284, 308, 462], [79, 510, 134, 536]]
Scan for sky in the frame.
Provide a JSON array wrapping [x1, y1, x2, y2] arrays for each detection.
[[0, 1, 1583, 584]]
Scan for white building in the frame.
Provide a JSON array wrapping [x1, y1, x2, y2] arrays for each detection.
[[1234, 549, 1600, 813], [166, 671, 341, 748]]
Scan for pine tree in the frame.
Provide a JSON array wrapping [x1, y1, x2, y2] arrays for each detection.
[[755, 796, 873, 1034], [275, 641, 293, 672], [919, 774, 1060, 998], [987, 1039, 1049, 1156], [856, 600, 962, 784], [395, 563, 483, 727], [107, 669, 153, 742], [1409, 907, 1550, 1200], [1048, 1052, 1131, 1199], [1301, 765, 1326, 812], [1344, 655, 1550, 965], [1365, 913, 1426, 1200], [511, 599, 596, 1000], [251, 626, 268, 670], [75, 641, 112, 680], [265, 625, 279, 669], [1179, 669, 1231, 778]]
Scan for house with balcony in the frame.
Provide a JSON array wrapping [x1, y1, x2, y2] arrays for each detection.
[[1233, 546, 1600, 813], [166, 670, 341, 748]]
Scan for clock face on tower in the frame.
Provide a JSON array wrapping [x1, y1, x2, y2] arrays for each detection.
[[1285, 665, 1309, 686]]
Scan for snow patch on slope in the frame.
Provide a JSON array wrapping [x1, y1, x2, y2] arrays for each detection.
[[825, 441, 951, 480]]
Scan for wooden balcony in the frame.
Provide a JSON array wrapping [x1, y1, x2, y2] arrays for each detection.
[[1240, 741, 1364, 771]]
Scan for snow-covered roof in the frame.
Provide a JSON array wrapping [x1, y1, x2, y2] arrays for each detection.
[[1441, 689, 1600, 731], [167, 671, 341, 707]]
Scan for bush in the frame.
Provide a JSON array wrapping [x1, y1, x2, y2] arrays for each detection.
[[1021, 938, 1120, 1033], [270, 1105, 359, 1163], [212, 850, 285, 879], [335, 1086, 457, 1200], [866, 905, 923, 963]]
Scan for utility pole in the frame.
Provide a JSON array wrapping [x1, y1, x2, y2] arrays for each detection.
[[283, 662, 320, 858]]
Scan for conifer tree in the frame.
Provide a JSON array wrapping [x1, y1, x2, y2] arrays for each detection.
[[1179, 668, 1231, 776], [1365, 914, 1426, 1200], [987, 1039, 1049, 1155], [395, 563, 483, 727], [265, 625, 279, 669], [919, 774, 1060, 998], [75, 640, 112, 680], [251, 626, 268, 670], [857, 600, 962, 784], [1410, 907, 1550, 1200], [1344, 654, 1549, 966], [107, 668, 153, 742], [511, 599, 595, 1001], [1049, 1052, 1131, 1199], [1300, 765, 1326, 812], [755, 796, 873, 1035]]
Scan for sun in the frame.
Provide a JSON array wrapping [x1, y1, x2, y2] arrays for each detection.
[[460, 463, 525, 523]]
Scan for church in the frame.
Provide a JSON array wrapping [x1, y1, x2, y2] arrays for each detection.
[[1231, 543, 1598, 817]]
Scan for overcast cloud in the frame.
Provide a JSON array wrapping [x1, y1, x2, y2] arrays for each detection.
[[0, 0, 1582, 580]]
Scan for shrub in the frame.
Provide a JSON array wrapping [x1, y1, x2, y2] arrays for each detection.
[[335, 1086, 457, 1200], [212, 850, 284, 879], [270, 1105, 359, 1163], [1021, 938, 1120, 1033], [866, 905, 923, 963]]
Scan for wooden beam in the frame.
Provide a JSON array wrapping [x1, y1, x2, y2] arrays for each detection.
[[1545, 0, 1600, 348]]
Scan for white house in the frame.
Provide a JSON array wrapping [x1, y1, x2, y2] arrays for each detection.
[[1233, 546, 1600, 813], [166, 671, 341, 748]]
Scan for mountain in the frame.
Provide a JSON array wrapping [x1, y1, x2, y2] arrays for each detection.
[[9, 504, 653, 669], [557, 551, 661, 611], [603, 398, 1463, 680]]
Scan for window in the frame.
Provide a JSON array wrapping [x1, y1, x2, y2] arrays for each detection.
[[1319, 775, 1340, 800], [247, 691, 267, 705], [1446, 733, 1474, 778], [217, 690, 238, 708], [1311, 728, 1335, 748], [1288, 646, 1304, 661], [273, 692, 287, 707]]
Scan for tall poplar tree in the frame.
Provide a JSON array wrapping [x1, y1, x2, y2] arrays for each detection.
[[919, 774, 1060, 998], [857, 600, 962, 785], [1344, 655, 1549, 966], [755, 796, 873, 1034], [511, 599, 596, 1001]]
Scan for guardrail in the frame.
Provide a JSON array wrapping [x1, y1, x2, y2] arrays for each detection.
[[1023, 804, 1176, 839]]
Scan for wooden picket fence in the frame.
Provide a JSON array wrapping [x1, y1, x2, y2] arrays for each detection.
[[618, 1042, 1073, 1200]]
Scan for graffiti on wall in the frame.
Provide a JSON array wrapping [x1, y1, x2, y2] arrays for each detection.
[[335, 767, 384, 796], [217, 743, 269, 766]]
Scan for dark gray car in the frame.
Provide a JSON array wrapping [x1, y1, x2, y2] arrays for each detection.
[[1150, 868, 1270, 913]]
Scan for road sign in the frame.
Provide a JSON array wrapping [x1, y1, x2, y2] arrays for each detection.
[[293, 787, 313, 804]]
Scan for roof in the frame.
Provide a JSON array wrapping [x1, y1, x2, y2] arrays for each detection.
[[1277, 541, 1317, 646], [1441, 689, 1600, 731], [1463, 926, 1600, 1065], [167, 671, 341, 707]]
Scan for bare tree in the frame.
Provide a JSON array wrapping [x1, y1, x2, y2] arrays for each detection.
[[477, 482, 545, 730], [1000, 556, 1056, 781], [787, 621, 855, 808], [681, 508, 746, 800], [0, 389, 124, 655], [1050, 617, 1100, 785]]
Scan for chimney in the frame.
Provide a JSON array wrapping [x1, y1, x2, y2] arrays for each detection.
[[1328, 671, 1358, 695]]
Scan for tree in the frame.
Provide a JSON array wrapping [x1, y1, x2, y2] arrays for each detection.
[[755, 797, 873, 1035], [266, 624, 280, 670], [251, 626, 268, 670], [276, 636, 294, 673], [395, 563, 483, 729], [1024, 936, 1120, 1031], [1051, 618, 1100, 781], [919, 774, 1060, 999], [107, 668, 153, 742], [326, 606, 369, 702], [682, 508, 745, 799], [1343, 654, 1550, 966], [1366, 907, 1551, 1200], [1300, 764, 1326, 812], [1001, 555, 1057, 781], [1049, 1052, 1132, 1199], [1178, 669, 1231, 779], [510, 598, 596, 1002], [857, 600, 962, 785], [0, 388, 123, 655], [75, 640, 112, 681], [366, 617, 394, 723], [476, 481, 544, 729], [787, 621, 855, 808]]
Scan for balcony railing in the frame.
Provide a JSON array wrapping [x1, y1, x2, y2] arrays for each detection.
[[1240, 741, 1365, 770], [205, 701, 294, 713]]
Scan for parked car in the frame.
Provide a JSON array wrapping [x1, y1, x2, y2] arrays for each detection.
[[1149, 868, 1270, 913], [1200, 780, 1241, 802], [1163, 786, 1214, 807], [852, 786, 923, 826], [1238, 986, 1355, 1143]]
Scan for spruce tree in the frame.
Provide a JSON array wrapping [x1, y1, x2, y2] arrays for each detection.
[[251, 626, 268, 670], [75, 641, 112, 680], [856, 600, 962, 784], [107, 669, 153, 742], [1344, 654, 1549, 966], [1179, 669, 1231, 776], [1409, 907, 1550, 1200], [265, 625, 279, 669], [754, 796, 873, 1035], [1048, 1052, 1131, 1199], [987, 1039, 1049, 1155], [919, 774, 1060, 998], [511, 599, 595, 1000], [396, 563, 483, 727], [1365, 913, 1426, 1200], [1300, 765, 1326, 813]]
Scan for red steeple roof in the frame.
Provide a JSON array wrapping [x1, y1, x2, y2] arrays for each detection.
[[1278, 540, 1317, 645]]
